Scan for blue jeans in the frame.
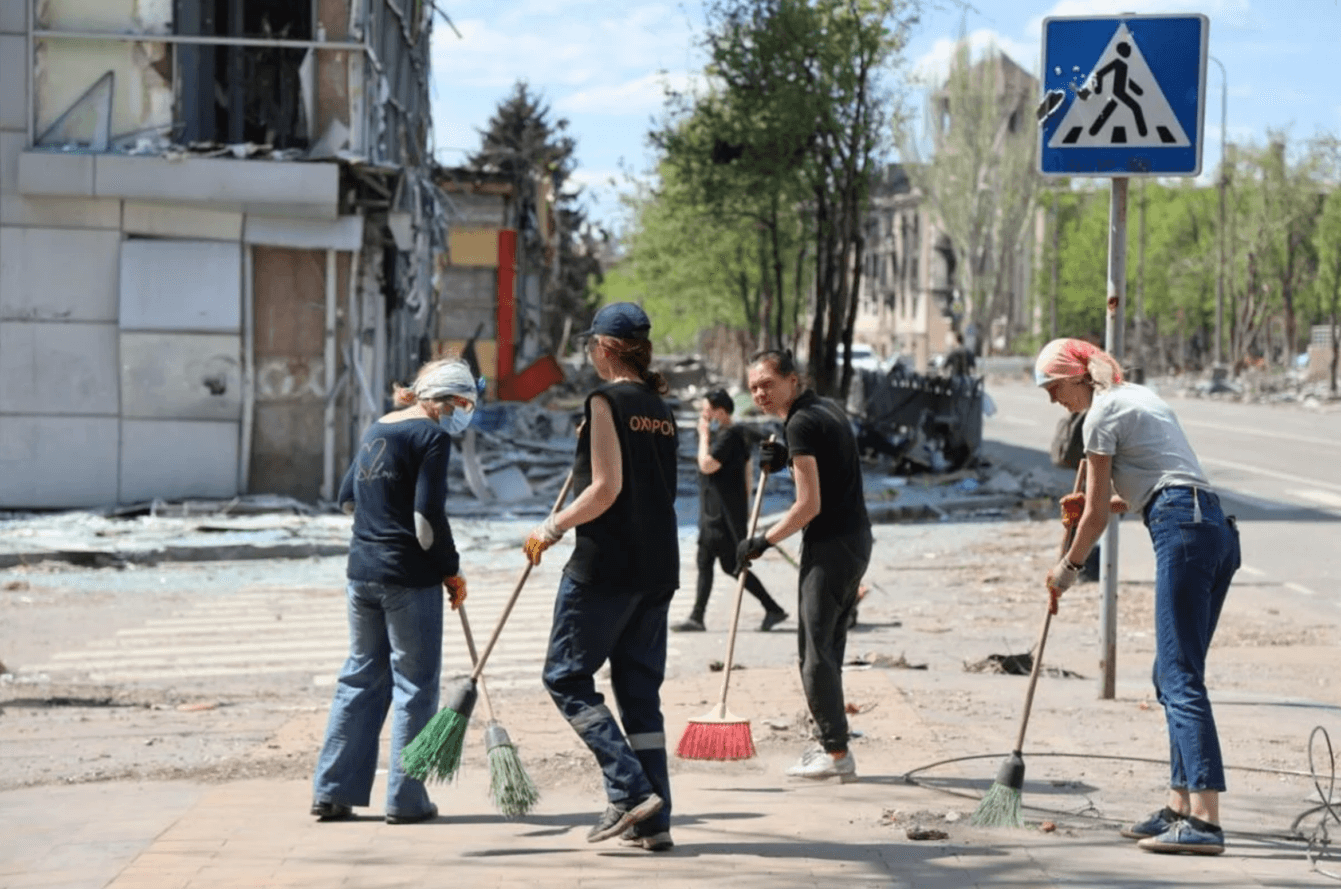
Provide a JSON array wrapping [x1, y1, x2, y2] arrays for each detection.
[[1144, 487, 1240, 793], [313, 579, 442, 817], [543, 573, 674, 832]]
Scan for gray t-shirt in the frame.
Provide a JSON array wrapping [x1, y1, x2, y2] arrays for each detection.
[[1082, 383, 1209, 511]]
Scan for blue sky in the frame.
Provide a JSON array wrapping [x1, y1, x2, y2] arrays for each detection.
[[429, 0, 1341, 233]]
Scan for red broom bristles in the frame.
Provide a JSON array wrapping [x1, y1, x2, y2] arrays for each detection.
[[676, 716, 755, 760]]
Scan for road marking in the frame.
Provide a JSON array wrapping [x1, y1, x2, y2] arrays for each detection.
[[1182, 418, 1337, 450], [1285, 582, 1317, 597], [1286, 489, 1341, 509], [1238, 565, 1265, 576], [1200, 456, 1341, 496]]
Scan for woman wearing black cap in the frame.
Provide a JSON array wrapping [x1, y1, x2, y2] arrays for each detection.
[[738, 349, 872, 783], [673, 388, 787, 633], [523, 302, 680, 851]]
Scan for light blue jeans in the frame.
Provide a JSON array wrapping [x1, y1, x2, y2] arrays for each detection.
[[1145, 486, 1240, 793], [312, 579, 442, 818]]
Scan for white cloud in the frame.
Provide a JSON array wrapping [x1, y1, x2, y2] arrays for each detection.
[[910, 28, 1039, 88], [555, 70, 694, 116]]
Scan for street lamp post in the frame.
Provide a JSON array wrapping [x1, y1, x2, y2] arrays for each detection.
[[1210, 55, 1227, 370]]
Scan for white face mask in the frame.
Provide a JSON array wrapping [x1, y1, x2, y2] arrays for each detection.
[[438, 404, 474, 435]]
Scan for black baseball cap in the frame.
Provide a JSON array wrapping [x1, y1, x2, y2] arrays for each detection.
[[705, 388, 734, 414], [581, 302, 651, 340]]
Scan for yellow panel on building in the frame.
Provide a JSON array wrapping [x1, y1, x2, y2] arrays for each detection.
[[449, 226, 500, 267]]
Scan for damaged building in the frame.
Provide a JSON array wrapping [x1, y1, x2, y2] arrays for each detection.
[[0, 0, 458, 508]]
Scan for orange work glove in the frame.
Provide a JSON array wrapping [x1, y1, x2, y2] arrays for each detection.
[[1059, 492, 1086, 528], [523, 515, 563, 566], [444, 575, 467, 610]]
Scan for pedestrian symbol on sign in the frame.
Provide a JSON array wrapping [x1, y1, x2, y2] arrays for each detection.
[[1048, 23, 1190, 149]]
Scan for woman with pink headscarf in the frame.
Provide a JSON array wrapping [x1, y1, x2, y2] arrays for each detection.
[[1035, 338, 1240, 856]]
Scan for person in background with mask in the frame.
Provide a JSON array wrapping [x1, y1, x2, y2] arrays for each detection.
[[311, 357, 477, 825], [674, 388, 787, 633]]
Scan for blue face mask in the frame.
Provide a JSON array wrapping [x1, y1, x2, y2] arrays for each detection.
[[439, 404, 474, 435]]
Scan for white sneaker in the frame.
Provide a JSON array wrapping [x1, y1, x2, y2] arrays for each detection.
[[785, 747, 857, 782]]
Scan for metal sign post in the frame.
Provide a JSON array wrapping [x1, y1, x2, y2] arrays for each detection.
[[1039, 13, 1207, 700]]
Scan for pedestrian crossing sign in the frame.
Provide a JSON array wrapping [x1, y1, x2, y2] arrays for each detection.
[[1038, 14, 1207, 176]]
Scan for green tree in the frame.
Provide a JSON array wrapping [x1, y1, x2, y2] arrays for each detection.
[[656, 0, 921, 397], [1311, 187, 1341, 393]]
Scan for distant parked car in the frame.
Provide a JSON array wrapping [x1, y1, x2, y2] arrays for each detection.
[[847, 343, 882, 372]]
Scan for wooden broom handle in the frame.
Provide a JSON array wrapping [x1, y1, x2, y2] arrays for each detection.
[[470, 468, 576, 683], [457, 605, 495, 722], [1013, 460, 1088, 752], [714, 434, 775, 714]]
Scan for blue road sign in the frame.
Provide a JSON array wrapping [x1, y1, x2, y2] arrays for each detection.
[[1039, 14, 1208, 176]]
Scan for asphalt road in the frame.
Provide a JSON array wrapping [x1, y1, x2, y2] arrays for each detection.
[[983, 376, 1341, 616]]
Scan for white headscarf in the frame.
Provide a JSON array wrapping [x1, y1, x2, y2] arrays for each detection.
[[414, 360, 478, 405]]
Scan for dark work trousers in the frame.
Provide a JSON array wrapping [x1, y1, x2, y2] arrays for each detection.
[[796, 531, 872, 753], [690, 530, 784, 622], [542, 573, 674, 833]]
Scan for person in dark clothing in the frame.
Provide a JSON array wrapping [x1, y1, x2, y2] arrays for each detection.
[[738, 349, 873, 783], [674, 388, 787, 634], [312, 357, 478, 825], [523, 302, 679, 852], [943, 331, 977, 377]]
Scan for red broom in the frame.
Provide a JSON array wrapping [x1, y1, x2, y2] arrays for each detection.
[[676, 437, 774, 760]]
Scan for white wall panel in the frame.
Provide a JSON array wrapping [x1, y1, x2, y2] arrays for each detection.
[[119, 419, 239, 502], [120, 331, 242, 420], [0, 321, 118, 413], [0, 228, 121, 320], [119, 239, 241, 331], [0, 416, 119, 507]]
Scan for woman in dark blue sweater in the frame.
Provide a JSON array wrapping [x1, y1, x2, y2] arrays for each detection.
[[311, 358, 477, 824]]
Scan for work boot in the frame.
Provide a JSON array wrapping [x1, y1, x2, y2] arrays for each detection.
[[310, 800, 353, 821], [621, 827, 675, 852]]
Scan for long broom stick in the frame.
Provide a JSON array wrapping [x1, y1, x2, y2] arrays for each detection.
[[971, 460, 1087, 827], [402, 470, 576, 783], [676, 437, 774, 761], [457, 605, 539, 817]]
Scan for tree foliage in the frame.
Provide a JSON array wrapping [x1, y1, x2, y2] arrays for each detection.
[[643, 0, 920, 397]]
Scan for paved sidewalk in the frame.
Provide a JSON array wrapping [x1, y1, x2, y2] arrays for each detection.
[[2, 661, 1333, 889]]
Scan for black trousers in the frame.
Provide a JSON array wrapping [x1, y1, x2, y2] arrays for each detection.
[[796, 530, 872, 752], [690, 530, 783, 622]]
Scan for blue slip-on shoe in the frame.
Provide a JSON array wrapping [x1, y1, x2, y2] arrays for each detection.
[[1136, 819, 1224, 855], [1119, 806, 1182, 839]]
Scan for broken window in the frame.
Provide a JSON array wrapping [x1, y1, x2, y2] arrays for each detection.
[[175, 0, 312, 148]]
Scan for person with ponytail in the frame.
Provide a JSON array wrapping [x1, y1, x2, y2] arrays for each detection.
[[312, 357, 479, 825], [1035, 337, 1240, 855], [524, 302, 679, 851]]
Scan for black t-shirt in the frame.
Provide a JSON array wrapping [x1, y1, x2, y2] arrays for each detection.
[[698, 423, 755, 541], [338, 418, 460, 587], [564, 381, 680, 591], [784, 390, 871, 543]]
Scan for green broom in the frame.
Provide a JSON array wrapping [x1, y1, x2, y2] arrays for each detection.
[[972, 461, 1086, 827], [402, 471, 575, 784], [457, 604, 539, 817]]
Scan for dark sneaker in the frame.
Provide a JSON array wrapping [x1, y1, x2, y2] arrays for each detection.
[[672, 618, 705, 632], [587, 794, 664, 843], [310, 801, 353, 821], [760, 610, 788, 632], [621, 829, 674, 852], [1137, 819, 1225, 855], [1120, 806, 1183, 839], [385, 803, 438, 825]]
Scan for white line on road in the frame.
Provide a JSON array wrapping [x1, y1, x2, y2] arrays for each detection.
[[1200, 456, 1341, 496], [1284, 582, 1318, 597], [1182, 418, 1338, 449]]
